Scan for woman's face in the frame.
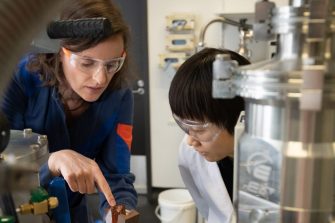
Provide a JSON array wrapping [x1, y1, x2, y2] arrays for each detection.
[[186, 126, 234, 162], [60, 34, 125, 102]]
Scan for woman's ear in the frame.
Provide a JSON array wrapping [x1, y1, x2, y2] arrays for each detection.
[[59, 49, 65, 63]]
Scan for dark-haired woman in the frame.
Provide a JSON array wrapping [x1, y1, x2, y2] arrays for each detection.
[[1, 0, 137, 222]]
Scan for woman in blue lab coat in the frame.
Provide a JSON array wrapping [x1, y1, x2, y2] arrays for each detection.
[[169, 48, 250, 223], [1, 0, 137, 222]]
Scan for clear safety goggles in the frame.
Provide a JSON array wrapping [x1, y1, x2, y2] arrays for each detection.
[[62, 47, 126, 76], [172, 113, 221, 142]]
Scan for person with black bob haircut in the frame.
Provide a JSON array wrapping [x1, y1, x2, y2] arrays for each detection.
[[169, 48, 250, 223]]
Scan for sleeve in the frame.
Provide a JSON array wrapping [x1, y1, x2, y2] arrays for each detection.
[[178, 136, 209, 220], [1, 60, 29, 130], [97, 89, 137, 215], [39, 163, 54, 189]]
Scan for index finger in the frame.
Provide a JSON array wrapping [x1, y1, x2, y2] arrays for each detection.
[[94, 168, 116, 207]]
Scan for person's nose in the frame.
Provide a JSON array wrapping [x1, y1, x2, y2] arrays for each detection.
[[186, 135, 201, 148], [92, 65, 107, 85]]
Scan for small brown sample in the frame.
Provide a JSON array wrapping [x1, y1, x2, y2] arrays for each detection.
[[111, 204, 126, 223], [125, 209, 140, 223]]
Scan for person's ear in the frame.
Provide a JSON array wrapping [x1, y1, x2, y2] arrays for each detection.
[[59, 49, 65, 63]]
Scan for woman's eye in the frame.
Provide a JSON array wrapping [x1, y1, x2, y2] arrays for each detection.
[[79, 59, 95, 67], [106, 63, 118, 71]]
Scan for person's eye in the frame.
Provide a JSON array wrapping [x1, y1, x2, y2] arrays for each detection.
[[79, 59, 95, 67], [106, 62, 118, 72]]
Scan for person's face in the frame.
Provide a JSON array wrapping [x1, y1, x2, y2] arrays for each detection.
[[186, 127, 234, 162], [173, 114, 234, 162], [60, 34, 125, 102]]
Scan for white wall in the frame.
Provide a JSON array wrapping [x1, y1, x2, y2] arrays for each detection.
[[131, 155, 147, 194], [148, 0, 227, 188], [147, 0, 289, 188]]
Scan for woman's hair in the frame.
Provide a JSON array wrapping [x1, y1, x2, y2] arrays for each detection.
[[27, 0, 133, 90], [169, 48, 250, 135]]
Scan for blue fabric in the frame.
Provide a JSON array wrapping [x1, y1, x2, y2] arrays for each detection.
[[48, 177, 71, 223], [1, 57, 137, 221]]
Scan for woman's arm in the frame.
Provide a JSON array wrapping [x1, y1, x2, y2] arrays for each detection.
[[96, 89, 137, 214]]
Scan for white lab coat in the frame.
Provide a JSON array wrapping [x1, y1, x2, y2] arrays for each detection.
[[178, 135, 234, 223]]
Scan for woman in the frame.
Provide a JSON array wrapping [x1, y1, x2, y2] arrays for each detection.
[[169, 48, 250, 223], [1, 0, 137, 222]]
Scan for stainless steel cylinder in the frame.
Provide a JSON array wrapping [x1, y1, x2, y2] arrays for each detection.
[[233, 3, 335, 223], [289, 0, 308, 7]]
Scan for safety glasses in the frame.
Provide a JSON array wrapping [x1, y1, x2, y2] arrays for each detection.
[[62, 47, 126, 76], [172, 113, 221, 143]]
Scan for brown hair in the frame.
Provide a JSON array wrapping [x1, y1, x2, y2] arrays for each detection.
[[27, 0, 133, 90]]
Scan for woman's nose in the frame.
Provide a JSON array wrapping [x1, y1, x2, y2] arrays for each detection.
[[186, 135, 201, 147], [92, 66, 107, 85]]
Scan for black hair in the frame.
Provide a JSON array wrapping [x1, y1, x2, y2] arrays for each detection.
[[168, 48, 250, 135]]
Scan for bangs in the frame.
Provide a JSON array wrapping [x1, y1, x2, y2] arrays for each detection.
[[169, 61, 213, 122], [169, 48, 248, 134]]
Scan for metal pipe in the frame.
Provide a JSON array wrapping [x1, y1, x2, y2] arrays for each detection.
[[197, 16, 252, 48], [289, 0, 309, 7]]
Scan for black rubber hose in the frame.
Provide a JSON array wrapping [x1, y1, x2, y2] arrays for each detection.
[[47, 17, 112, 39]]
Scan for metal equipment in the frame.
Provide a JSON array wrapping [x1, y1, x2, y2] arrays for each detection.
[[198, 16, 253, 60], [0, 129, 58, 223], [213, 0, 335, 222]]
